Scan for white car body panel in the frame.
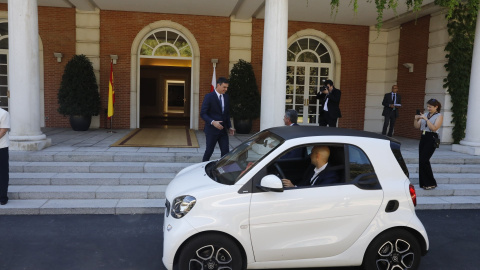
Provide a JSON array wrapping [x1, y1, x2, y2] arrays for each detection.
[[249, 185, 383, 261]]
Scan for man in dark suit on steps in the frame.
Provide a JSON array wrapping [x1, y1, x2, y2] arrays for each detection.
[[382, 85, 401, 137], [201, 77, 235, 162], [282, 145, 340, 187]]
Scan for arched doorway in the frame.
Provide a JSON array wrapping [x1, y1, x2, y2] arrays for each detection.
[[138, 28, 193, 128], [286, 36, 335, 125]]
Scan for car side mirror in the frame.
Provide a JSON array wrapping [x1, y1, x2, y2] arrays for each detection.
[[257, 175, 284, 192]]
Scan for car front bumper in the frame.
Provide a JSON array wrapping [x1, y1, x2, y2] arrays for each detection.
[[162, 211, 198, 270]]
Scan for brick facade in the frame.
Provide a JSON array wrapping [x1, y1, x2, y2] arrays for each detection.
[[396, 15, 430, 139], [1, 4, 427, 135], [39, 7, 76, 128]]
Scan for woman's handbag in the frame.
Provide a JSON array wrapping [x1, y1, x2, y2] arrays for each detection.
[[433, 136, 440, 148]]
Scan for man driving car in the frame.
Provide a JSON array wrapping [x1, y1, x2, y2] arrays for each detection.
[[282, 145, 340, 187]]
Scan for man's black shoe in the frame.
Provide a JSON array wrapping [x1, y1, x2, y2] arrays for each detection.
[[0, 201, 7, 205]]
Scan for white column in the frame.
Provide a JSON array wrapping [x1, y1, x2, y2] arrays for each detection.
[[363, 26, 399, 132], [260, 0, 288, 130], [453, 9, 480, 155], [8, 0, 50, 150], [426, 12, 451, 143]]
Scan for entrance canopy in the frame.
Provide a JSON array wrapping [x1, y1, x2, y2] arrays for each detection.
[[0, 0, 440, 28]]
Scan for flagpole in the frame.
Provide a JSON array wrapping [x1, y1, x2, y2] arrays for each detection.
[[108, 116, 115, 133]]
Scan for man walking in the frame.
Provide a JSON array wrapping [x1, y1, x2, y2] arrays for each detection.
[[0, 107, 10, 205], [200, 77, 235, 162], [317, 79, 341, 127], [381, 85, 401, 137]]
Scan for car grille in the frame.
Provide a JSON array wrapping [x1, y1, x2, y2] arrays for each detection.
[[165, 199, 170, 217]]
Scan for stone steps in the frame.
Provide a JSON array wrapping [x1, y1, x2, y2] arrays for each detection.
[[9, 151, 208, 163], [403, 156, 480, 165], [2, 156, 188, 214], [415, 184, 480, 197], [408, 173, 480, 185], [10, 161, 195, 173], [9, 172, 175, 185], [2, 141, 480, 214], [0, 199, 165, 215], [416, 196, 480, 210], [407, 164, 480, 174], [8, 185, 167, 200]]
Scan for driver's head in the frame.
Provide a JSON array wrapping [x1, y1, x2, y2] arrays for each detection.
[[311, 146, 330, 168]]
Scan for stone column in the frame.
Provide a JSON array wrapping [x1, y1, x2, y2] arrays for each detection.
[[453, 9, 480, 155], [363, 26, 400, 132], [8, 0, 50, 150], [76, 8, 100, 128], [426, 11, 451, 143], [260, 0, 288, 130]]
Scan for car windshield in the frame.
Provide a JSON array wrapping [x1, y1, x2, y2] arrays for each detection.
[[210, 131, 283, 185]]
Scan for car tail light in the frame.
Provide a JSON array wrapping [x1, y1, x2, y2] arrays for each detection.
[[409, 184, 417, 207]]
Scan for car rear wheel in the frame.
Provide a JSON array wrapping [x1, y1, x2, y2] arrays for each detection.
[[363, 229, 421, 270], [175, 233, 245, 270]]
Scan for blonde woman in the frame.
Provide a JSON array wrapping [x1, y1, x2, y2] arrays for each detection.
[[414, 99, 443, 190]]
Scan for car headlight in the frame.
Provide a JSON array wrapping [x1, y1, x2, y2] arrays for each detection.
[[171, 195, 196, 219]]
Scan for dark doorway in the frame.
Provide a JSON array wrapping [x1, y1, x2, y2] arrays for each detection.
[[139, 66, 191, 128], [167, 81, 185, 113]]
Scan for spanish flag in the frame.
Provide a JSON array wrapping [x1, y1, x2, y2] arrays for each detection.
[[107, 61, 115, 119]]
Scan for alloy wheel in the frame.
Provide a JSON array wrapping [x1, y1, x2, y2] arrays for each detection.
[[375, 239, 415, 270], [188, 244, 234, 270]]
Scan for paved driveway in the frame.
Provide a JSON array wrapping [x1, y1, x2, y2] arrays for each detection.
[[0, 210, 479, 269]]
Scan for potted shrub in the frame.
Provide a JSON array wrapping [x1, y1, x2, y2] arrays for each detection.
[[58, 54, 101, 131], [228, 59, 261, 134]]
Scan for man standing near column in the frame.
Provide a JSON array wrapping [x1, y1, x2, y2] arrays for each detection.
[[381, 85, 401, 137], [283, 109, 299, 126], [201, 77, 235, 162], [0, 107, 10, 205], [317, 80, 341, 127]]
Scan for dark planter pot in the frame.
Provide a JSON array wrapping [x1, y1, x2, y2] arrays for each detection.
[[234, 118, 252, 134], [69, 115, 92, 131]]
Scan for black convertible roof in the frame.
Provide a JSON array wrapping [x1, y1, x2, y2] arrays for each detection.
[[266, 126, 396, 142]]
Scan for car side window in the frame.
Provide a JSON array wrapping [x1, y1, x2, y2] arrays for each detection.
[[347, 145, 375, 182], [272, 144, 346, 188]]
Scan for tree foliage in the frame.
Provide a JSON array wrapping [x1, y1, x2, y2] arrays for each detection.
[[330, 0, 423, 30], [435, 0, 479, 143], [228, 60, 261, 120], [58, 54, 101, 116]]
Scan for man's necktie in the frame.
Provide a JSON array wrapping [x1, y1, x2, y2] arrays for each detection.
[[219, 94, 224, 112], [393, 93, 396, 104]]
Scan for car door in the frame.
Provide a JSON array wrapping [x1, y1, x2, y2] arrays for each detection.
[[248, 144, 384, 262]]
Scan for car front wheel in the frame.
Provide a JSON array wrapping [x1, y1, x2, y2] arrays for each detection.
[[363, 229, 421, 270], [175, 233, 245, 270]]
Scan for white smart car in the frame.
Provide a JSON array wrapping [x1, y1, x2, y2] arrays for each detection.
[[163, 126, 428, 270]]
